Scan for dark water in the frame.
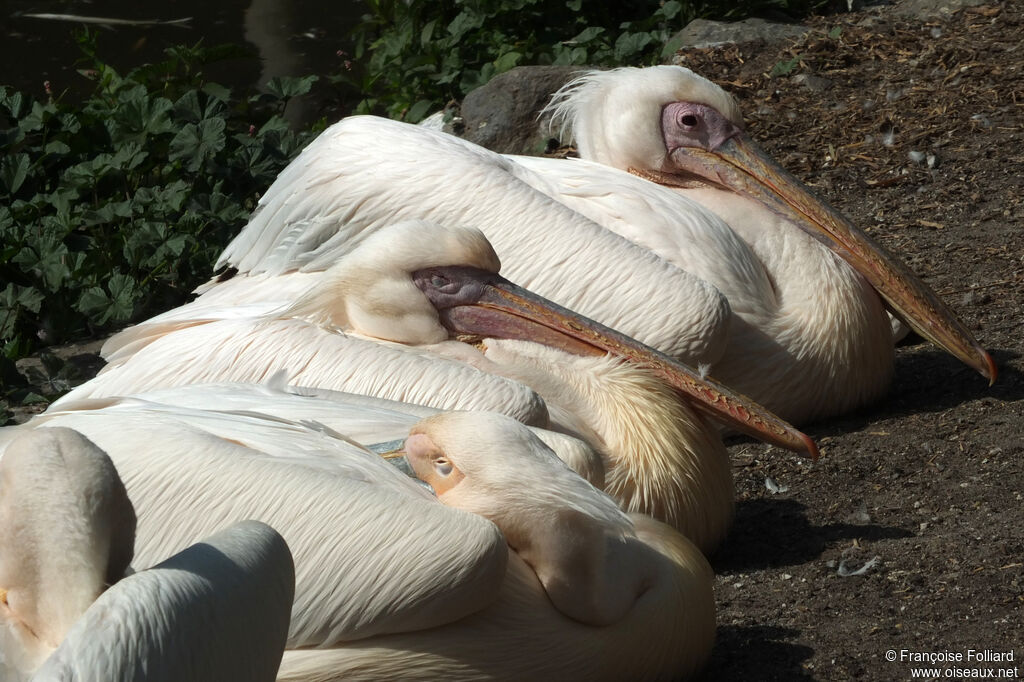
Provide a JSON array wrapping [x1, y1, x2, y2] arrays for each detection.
[[1, 0, 363, 119]]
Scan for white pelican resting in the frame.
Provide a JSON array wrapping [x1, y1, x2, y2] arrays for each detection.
[[280, 410, 715, 681], [61, 379, 610, 488], [0, 427, 294, 682], [167, 92, 992, 424], [543, 65, 995, 420], [58, 221, 815, 552], [5, 393, 716, 681]]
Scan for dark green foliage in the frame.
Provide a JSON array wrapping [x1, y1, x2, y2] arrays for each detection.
[[1, 3, 830, 406], [343, 0, 687, 121], [344, 0, 829, 121], [0, 33, 320, 363]]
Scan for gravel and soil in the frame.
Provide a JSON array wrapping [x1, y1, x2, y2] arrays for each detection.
[[688, 3, 1023, 679]]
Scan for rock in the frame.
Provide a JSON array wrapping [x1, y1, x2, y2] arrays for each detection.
[[792, 73, 834, 92], [459, 65, 585, 155], [671, 18, 809, 50], [892, 0, 987, 19]]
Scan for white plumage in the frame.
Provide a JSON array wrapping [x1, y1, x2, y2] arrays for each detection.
[[58, 220, 815, 553], [3, 389, 715, 681], [203, 122, 733, 364], [34, 521, 294, 682], [143, 67, 992, 426], [0, 427, 294, 682]]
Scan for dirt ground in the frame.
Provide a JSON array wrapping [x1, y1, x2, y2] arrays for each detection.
[[683, 3, 1024, 679], [4, 2, 1021, 680]]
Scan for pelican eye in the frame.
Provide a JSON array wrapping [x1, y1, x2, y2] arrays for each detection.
[[430, 274, 449, 288], [679, 113, 700, 128], [433, 457, 453, 477]]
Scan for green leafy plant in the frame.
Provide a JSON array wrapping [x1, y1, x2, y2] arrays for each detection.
[[1, 2, 836, 409], [0, 32, 320, 368], [343, 0, 832, 121], [342, 0, 691, 121], [770, 54, 803, 76]]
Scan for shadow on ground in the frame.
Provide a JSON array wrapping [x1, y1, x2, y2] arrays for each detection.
[[702, 624, 816, 680], [712, 499, 913, 573]]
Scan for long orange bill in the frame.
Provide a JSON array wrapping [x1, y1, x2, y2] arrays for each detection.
[[662, 134, 996, 384], [414, 266, 819, 459]]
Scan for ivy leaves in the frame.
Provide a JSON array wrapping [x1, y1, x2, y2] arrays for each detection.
[[0, 40, 318, 363]]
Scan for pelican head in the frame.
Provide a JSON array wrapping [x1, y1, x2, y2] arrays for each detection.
[[0, 427, 135, 675], [287, 219, 816, 458], [405, 411, 697, 627], [286, 219, 500, 345], [405, 411, 631, 533], [277, 410, 716, 681], [547, 65, 995, 384]]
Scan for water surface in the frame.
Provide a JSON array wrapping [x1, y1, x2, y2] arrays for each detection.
[[1, 0, 362, 117]]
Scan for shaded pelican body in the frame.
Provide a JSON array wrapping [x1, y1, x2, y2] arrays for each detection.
[[0, 427, 294, 682], [5, 393, 714, 680]]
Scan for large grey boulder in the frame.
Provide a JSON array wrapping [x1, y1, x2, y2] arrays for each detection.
[[458, 65, 584, 155]]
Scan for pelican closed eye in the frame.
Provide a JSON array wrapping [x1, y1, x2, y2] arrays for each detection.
[[413, 266, 501, 309]]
